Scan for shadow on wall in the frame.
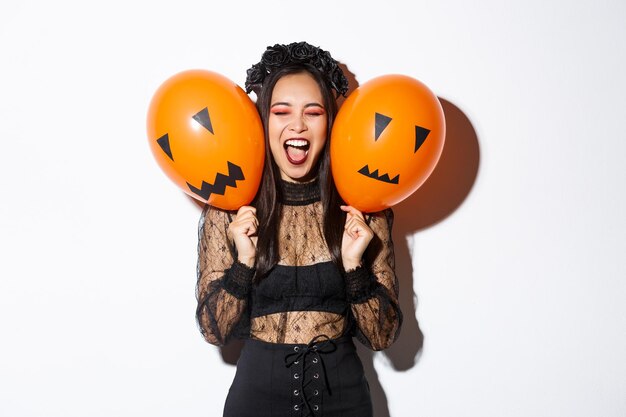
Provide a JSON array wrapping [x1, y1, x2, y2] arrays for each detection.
[[189, 63, 480, 416], [357, 97, 480, 416]]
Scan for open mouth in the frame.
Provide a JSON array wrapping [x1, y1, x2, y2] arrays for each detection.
[[284, 139, 310, 165]]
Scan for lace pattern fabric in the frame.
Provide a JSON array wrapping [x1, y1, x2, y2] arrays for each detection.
[[347, 209, 402, 350], [277, 201, 332, 266], [196, 207, 248, 345], [196, 181, 402, 350], [250, 311, 346, 344]]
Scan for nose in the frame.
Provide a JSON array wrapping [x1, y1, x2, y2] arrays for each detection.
[[289, 114, 307, 133]]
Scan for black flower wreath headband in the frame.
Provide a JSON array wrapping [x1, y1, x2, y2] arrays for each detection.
[[245, 41, 349, 98]]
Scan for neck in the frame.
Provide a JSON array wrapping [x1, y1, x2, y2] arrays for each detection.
[[279, 177, 320, 206]]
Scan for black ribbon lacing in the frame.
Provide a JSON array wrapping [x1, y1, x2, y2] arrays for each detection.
[[284, 335, 337, 415]]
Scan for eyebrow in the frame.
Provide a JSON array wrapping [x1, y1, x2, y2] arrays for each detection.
[[270, 102, 325, 109]]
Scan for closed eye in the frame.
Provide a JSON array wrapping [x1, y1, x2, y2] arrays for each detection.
[[271, 103, 291, 115], [271, 106, 290, 116]]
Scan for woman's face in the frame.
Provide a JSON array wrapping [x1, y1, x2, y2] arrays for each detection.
[[268, 72, 328, 183]]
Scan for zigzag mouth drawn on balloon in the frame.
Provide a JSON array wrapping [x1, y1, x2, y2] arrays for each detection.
[[155, 106, 245, 200], [355, 112, 432, 185], [186, 162, 245, 200], [357, 165, 400, 184]]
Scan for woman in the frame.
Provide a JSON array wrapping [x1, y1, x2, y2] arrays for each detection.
[[196, 42, 402, 417]]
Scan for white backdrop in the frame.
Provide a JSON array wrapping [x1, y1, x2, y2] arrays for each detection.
[[1, 1, 625, 416]]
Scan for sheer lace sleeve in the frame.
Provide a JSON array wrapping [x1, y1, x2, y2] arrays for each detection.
[[196, 205, 254, 346], [344, 209, 402, 351]]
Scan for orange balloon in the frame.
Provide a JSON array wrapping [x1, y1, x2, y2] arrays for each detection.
[[331, 75, 445, 212], [147, 70, 264, 210]]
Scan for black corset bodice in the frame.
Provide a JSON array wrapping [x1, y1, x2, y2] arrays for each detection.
[[250, 262, 347, 318], [251, 179, 347, 317]]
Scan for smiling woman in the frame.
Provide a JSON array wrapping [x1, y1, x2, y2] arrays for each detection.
[[268, 72, 328, 182], [194, 42, 402, 417]]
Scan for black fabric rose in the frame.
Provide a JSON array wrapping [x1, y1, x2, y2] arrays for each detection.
[[262, 44, 289, 67], [331, 67, 349, 97], [245, 63, 266, 93], [318, 50, 332, 68], [244, 41, 349, 97], [290, 42, 317, 62]]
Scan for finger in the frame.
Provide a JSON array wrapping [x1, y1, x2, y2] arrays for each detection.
[[345, 215, 366, 233], [230, 217, 258, 237], [340, 205, 365, 221], [345, 220, 363, 240], [344, 216, 356, 235], [245, 222, 258, 237], [239, 216, 257, 233], [347, 218, 373, 241], [235, 211, 258, 225], [236, 206, 257, 219], [237, 205, 256, 214], [236, 211, 258, 224]]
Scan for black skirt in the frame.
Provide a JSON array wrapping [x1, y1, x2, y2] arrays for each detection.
[[223, 335, 373, 417]]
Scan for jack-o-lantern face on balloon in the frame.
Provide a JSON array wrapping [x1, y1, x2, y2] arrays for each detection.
[[331, 75, 445, 212], [147, 70, 264, 210]]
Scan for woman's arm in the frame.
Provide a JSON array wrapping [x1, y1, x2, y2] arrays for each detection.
[[342, 209, 402, 351], [195, 205, 256, 346]]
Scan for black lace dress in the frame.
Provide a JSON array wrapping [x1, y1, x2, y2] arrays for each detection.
[[196, 179, 402, 417]]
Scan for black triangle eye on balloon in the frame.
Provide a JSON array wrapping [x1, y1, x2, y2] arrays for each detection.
[[157, 134, 174, 161], [156, 107, 215, 162], [375, 113, 392, 141], [414, 125, 430, 153], [193, 107, 214, 134], [153, 105, 245, 200], [374, 112, 431, 153]]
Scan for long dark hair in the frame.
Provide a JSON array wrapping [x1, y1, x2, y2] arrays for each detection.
[[253, 64, 346, 280]]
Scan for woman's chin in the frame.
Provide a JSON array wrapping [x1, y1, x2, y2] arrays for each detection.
[[280, 164, 316, 183]]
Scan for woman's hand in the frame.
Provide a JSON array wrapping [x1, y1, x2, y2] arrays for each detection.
[[340, 205, 374, 270], [228, 206, 258, 268]]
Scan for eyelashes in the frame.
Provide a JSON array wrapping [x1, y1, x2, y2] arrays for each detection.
[[374, 112, 430, 153], [270, 108, 326, 117]]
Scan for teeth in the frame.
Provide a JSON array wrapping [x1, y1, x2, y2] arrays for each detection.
[[285, 139, 309, 148]]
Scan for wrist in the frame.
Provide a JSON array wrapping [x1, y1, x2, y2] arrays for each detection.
[[238, 255, 256, 268], [342, 258, 362, 271]]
